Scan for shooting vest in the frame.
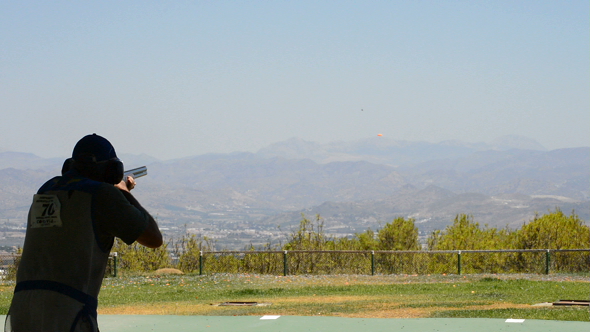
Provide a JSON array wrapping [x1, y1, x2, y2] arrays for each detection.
[[6, 175, 115, 332]]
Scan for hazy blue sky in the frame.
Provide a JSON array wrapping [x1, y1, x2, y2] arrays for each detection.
[[1, 1, 588, 160]]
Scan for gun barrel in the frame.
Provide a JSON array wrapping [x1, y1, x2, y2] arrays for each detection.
[[123, 166, 148, 179]]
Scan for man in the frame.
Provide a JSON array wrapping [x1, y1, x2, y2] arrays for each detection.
[[5, 134, 162, 332]]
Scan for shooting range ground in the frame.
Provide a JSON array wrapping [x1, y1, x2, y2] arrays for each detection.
[[94, 315, 589, 332]]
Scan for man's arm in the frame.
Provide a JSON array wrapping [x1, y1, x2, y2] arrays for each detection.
[[116, 177, 163, 248]]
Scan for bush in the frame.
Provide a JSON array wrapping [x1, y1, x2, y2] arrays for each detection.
[[111, 238, 171, 272]]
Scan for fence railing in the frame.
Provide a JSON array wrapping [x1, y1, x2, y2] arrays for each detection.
[[3, 249, 589, 279], [113, 249, 590, 277]]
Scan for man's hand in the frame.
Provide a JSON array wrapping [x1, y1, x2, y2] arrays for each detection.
[[115, 176, 136, 192]]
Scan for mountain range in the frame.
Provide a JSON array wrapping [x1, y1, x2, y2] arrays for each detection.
[[1, 135, 588, 249]]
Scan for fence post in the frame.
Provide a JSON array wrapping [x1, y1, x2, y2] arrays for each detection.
[[545, 250, 551, 275], [199, 251, 203, 276], [457, 250, 462, 275], [371, 251, 375, 276], [113, 252, 118, 277], [283, 251, 289, 276]]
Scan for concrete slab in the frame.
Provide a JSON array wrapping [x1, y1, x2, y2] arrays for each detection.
[[2, 315, 588, 331], [93, 315, 588, 332]]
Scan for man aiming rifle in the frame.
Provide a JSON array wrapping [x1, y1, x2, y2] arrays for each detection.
[[5, 134, 162, 332]]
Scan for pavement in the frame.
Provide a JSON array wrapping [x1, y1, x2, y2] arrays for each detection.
[[92, 315, 589, 332]]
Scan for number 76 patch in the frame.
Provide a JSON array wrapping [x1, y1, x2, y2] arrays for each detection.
[[30, 194, 62, 228]]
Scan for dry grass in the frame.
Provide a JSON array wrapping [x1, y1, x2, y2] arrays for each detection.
[[98, 292, 539, 318], [153, 268, 184, 275]]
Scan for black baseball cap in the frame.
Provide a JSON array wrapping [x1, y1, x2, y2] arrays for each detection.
[[72, 134, 118, 163]]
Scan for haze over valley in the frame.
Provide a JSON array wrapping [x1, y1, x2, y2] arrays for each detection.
[[1, 135, 588, 250]]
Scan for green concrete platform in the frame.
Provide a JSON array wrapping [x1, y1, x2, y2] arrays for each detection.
[[2, 315, 588, 331], [92, 315, 587, 332]]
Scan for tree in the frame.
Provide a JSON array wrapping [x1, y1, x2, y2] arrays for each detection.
[[513, 209, 590, 272], [431, 214, 490, 250], [427, 214, 514, 273], [355, 228, 379, 250], [377, 217, 420, 250], [374, 217, 421, 274], [173, 233, 214, 273], [515, 209, 589, 249], [283, 214, 331, 251]]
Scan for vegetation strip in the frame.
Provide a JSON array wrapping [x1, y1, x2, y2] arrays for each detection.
[[99, 210, 590, 276]]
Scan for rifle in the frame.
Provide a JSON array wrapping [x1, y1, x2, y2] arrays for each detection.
[[123, 166, 148, 180]]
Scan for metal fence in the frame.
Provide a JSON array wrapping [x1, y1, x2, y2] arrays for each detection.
[[3, 249, 589, 278], [168, 249, 590, 276]]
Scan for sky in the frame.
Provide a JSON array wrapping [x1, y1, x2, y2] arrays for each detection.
[[1, 1, 588, 160]]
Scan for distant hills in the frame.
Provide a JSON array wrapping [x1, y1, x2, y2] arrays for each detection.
[[0, 151, 64, 171], [1, 135, 588, 249], [256, 134, 549, 166]]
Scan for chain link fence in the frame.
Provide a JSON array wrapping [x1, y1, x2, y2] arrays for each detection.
[[183, 249, 590, 276], [3, 249, 589, 278]]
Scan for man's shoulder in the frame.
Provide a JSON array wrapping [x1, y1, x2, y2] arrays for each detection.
[[93, 182, 128, 204], [38, 174, 112, 195]]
